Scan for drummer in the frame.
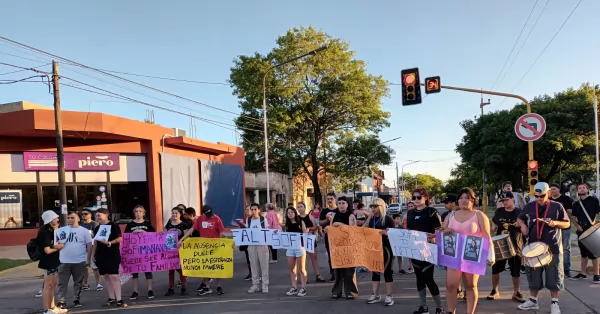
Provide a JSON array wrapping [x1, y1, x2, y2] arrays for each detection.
[[516, 182, 570, 314], [488, 191, 525, 302], [571, 183, 600, 283]]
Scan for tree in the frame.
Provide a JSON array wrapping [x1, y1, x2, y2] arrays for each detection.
[[455, 84, 599, 192], [400, 172, 445, 199], [229, 26, 393, 203]]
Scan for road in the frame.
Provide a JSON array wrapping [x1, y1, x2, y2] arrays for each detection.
[[2, 240, 599, 314]]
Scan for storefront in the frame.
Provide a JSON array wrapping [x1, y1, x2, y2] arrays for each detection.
[[0, 102, 245, 246]]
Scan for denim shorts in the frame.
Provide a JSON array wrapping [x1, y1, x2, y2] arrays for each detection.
[[525, 253, 564, 291], [286, 248, 306, 257], [43, 268, 59, 276]]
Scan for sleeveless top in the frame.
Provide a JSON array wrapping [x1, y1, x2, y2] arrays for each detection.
[[299, 215, 313, 228], [287, 222, 302, 233], [448, 211, 483, 236]]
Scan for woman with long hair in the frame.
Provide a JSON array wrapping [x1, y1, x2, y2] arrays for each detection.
[[329, 196, 358, 299], [406, 188, 443, 314], [236, 204, 253, 280], [92, 208, 127, 308], [364, 198, 395, 306], [442, 187, 495, 314], [38, 210, 66, 314], [164, 207, 189, 296], [124, 205, 155, 300], [297, 202, 326, 282], [284, 206, 309, 296]]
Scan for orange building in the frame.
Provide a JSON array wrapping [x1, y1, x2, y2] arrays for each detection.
[[0, 101, 245, 246]]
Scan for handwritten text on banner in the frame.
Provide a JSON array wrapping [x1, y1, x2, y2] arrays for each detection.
[[327, 226, 384, 272], [387, 229, 438, 264], [179, 238, 234, 278], [120, 232, 180, 274], [232, 229, 315, 252]]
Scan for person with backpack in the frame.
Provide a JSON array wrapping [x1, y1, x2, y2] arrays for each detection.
[[246, 202, 271, 293], [37, 210, 67, 314]]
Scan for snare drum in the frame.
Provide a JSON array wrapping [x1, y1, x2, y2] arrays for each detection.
[[579, 224, 600, 257], [492, 234, 516, 261], [521, 242, 552, 268]]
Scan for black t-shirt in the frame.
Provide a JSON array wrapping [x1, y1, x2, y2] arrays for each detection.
[[406, 207, 442, 234], [573, 196, 600, 231], [332, 210, 352, 225], [124, 220, 155, 233], [286, 222, 303, 233], [299, 215, 313, 229], [551, 194, 573, 230], [93, 222, 122, 261], [492, 207, 522, 236], [185, 218, 201, 237], [320, 207, 339, 230], [37, 226, 60, 270], [368, 215, 395, 247], [165, 220, 191, 239]]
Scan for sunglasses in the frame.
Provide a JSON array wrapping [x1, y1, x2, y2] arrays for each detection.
[[534, 194, 546, 199], [81, 212, 90, 215], [412, 195, 422, 200], [369, 204, 379, 208]]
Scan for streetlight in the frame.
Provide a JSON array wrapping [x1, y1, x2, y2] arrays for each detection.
[[263, 45, 328, 204], [400, 160, 421, 204]]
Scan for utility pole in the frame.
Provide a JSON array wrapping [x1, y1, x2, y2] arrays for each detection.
[[395, 162, 400, 203], [52, 61, 68, 225], [480, 93, 491, 213], [288, 141, 294, 205]]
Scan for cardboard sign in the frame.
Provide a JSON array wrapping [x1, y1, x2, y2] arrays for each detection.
[[179, 238, 234, 278], [327, 226, 384, 272], [436, 232, 490, 275], [388, 229, 438, 264], [120, 232, 180, 274]]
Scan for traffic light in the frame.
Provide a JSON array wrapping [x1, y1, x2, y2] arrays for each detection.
[[401, 68, 422, 106], [528, 160, 539, 186], [425, 76, 441, 94]]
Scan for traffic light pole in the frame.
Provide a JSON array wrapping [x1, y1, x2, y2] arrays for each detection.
[[422, 83, 535, 195]]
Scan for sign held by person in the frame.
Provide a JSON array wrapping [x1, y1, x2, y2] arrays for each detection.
[[179, 238, 234, 278], [387, 229, 438, 264], [327, 226, 384, 272], [120, 232, 180, 274], [436, 233, 490, 275]]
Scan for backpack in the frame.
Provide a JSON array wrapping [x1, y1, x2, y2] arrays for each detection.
[[27, 238, 41, 261]]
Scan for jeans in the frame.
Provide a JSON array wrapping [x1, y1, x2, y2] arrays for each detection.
[[56, 262, 86, 303], [562, 228, 571, 272]]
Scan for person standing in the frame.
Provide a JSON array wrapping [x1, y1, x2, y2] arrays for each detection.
[[164, 207, 189, 296], [571, 183, 600, 283], [124, 206, 155, 300], [235, 205, 253, 281], [549, 183, 573, 278], [56, 212, 93, 309], [364, 198, 395, 306], [517, 182, 570, 314], [79, 209, 102, 292], [320, 192, 340, 282], [297, 202, 326, 282], [266, 203, 282, 263], [284, 206, 308, 297], [92, 208, 127, 308], [440, 195, 464, 300], [38, 210, 66, 314], [329, 196, 358, 299], [496, 181, 526, 209], [245, 203, 271, 294]]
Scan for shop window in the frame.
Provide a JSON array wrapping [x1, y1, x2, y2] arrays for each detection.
[[41, 186, 76, 219], [110, 182, 149, 223], [0, 185, 38, 228], [76, 185, 108, 211]]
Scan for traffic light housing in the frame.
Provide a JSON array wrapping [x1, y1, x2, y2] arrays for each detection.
[[425, 76, 441, 94], [528, 160, 539, 186], [401, 68, 422, 106]]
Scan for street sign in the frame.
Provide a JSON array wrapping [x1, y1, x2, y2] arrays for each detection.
[[514, 113, 546, 142], [424, 76, 441, 94]]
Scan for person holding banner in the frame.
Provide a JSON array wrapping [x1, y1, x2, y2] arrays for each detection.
[[284, 206, 309, 297], [363, 198, 395, 306], [124, 206, 155, 300], [235, 205, 253, 281], [442, 188, 494, 314], [320, 192, 340, 283], [297, 202, 326, 283], [245, 203, 271, 294], [164, 207, 190, 296], [37, 210, 66, 314], [329, 196, 358, 299], [406, 188, 443, 314]]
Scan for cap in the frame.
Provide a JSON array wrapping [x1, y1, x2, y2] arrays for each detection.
[[443, 195, 457, 203], [501, 191, 514, 199], [41, 210, 59, 225], [201, 205, 213, 217], [534, 182, 550, 193]]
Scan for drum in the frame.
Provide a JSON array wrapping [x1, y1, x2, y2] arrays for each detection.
[[521, 242, 552, 268], [492, 234, 516, 261], [579, 224, 600, 257]]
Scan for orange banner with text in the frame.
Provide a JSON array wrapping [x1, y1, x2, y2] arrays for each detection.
[[327, 226, 384, 272]]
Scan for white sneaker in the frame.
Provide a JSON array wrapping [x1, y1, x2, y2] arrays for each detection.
[[247, 285, 260, 293], [262, 285, 268, 293], [550, 302, 561, 314], [53, 307, 68, 313], [366, 294, 381, 304], [35, 290, 43, 298], [286, 287, 298, 296], [518, 299, 539, 310], [384, 295, 394, 306], [43, 310, 58, 314], [297, 288, 307, 297], [96, 284, 104, 291]]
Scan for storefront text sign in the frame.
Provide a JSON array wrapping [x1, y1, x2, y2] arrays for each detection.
[[23, 152, 120, 171], [120, 232, 181, 274]]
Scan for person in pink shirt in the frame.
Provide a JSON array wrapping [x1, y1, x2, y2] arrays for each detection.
[[265, 203, 282, 263]]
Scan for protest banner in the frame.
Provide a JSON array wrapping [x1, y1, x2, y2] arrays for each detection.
[[302, 234, 316, 253], [436, 232, 490, 275], [328, 226, 384, 272], [120, 231, 180, 274], [270, 232, 302, 250], [388, 229, 438, 264], [179, 238, 234, 278], [231, 228, 273, 246]]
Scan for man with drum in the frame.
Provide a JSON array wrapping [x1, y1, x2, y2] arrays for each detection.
[[516, 182, 570, 314], [571, 183, 600, 283], [488, 191, 525, 302]]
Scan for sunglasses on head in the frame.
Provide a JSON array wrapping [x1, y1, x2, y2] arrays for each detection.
[[412, 195, 422, 200]]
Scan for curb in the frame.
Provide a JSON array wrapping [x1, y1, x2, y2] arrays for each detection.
[[0, 262, 41, 281]]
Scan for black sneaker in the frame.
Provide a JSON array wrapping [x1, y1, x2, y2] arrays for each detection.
[[435, 308, 444, 314], [116, 300, 127, 308], [593, 275, 600, 284], [486, 289, 499, 300], [328, 275, 336, 283], [56, 302, 67, 309], [81, 284, 91, 291], [565, 270, 571, 278], [103, 299, 115, 307], [413, 305, 429, 314], [130, 292, 139, 300], [73, 300, 82, 308], [244, 274, 252, 280], [398, 269, 407, 275], [198, 287, 212, 296], [196, 283, 207, 292], [176, 280, 182, 288], [316, 275, 326, 282], [216, 286, 225, 295], [147, 290, 155, 299], [181, 286, 187, 295], [573, 273, 587, 279], [165, 288, 175, 296]]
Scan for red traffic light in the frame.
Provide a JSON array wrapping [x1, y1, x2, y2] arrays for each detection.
[[404, 73, 416, 85], [528, 160, 538, 169]]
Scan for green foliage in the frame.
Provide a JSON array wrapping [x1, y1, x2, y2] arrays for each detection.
[[454, 84, 599, 192], [229, 26, 393, 201], [400, 172, 445, 199]]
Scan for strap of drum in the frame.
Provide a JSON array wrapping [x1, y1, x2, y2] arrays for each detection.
[[577, 200, 595, 226], [535, 202, 551, 240]]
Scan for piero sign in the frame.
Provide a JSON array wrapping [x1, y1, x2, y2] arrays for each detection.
[[23, 152, 120, 171]]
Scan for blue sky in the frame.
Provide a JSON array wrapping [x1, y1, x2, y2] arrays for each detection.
[[1, 0, 597, 186]]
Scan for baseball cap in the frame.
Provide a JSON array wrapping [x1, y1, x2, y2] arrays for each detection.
[[443, 195, 457, 203], [534, 182, 550, 193], [202, 205, 213, 217], [41, 210, 59, 225], [501, 191, 514, 199]]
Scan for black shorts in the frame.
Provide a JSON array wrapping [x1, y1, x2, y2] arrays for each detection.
[[132, 272, 153, 279], [491, 255, 521, 277], [579, 240, 597, 259], [96, 259, 120, 275]]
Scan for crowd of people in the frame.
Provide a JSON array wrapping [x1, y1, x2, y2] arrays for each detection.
[[33, 180, 597, 314]]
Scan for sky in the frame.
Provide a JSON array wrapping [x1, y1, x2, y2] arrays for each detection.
[[1, 0, 597, 187]]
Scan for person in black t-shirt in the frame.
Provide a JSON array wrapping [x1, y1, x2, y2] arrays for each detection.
[[38, 210, 64, 314], [488, 192, 525, 302], [124, 205, 155, 300], [549, 183, 573, 277], [320, 192, 339, 282], [363, 198, 396, 306], [406, 188, 443, 314], [164, 207, 191, 296], [92, 208, 126, 308], [329, 196, 358, 299], [572, 183, 600, 282]]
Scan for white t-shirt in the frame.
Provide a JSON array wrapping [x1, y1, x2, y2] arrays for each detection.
[[59, 226, 93, 264], [249, 217, 270, 229]]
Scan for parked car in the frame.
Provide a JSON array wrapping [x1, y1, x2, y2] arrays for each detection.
[[387, 203, 401, 215], [400, 203, 408, 212]]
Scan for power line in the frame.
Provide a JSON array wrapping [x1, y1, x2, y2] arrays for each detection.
[[389, 145, 455, 152], [489, 0, 540, 92]]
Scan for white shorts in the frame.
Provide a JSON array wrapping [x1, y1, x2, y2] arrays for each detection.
[[286, 248, 306, 258]]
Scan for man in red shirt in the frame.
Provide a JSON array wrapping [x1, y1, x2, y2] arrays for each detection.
[[178, 205, 225, 296]]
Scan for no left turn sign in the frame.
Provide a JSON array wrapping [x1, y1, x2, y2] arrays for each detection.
[[514, 113, 546, 142]]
